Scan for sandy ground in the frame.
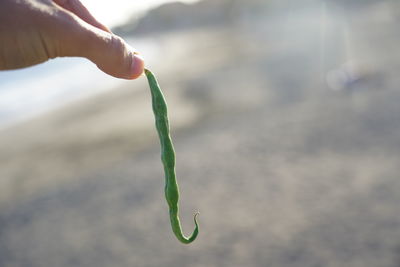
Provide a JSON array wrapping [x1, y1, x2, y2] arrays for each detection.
[[1, 1, 400, 266]]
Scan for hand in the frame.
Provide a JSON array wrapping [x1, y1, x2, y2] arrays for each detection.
[[0, 0, 144, 79]]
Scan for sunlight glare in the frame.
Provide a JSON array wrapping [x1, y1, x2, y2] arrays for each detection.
[[80, 0, 200, 27]]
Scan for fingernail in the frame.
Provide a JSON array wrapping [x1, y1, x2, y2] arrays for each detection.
[[130, 53, 144, 79]]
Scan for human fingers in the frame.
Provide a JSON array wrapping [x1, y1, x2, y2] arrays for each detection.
[[53, 9, 144, 79]]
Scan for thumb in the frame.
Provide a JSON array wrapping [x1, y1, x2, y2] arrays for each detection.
[[55, 11, 144, 79]]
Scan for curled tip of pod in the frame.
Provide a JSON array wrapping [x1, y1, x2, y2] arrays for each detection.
[[193, 212, 200, 231], [194, 212, 200, 224], [184, 213, 200, 244]]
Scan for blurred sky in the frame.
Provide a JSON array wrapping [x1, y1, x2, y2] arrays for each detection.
[[81, 0, 199, 27]]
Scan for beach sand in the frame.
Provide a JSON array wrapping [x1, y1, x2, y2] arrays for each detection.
[[1, 2, 400, 266]]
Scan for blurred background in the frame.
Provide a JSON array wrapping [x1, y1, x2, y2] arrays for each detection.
[[1, 0, 400, 266]]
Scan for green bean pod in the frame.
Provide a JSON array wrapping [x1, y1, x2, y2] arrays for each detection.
[[144, 68, 199, 244]]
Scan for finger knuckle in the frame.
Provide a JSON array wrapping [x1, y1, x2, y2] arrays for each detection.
[[109, 35, 127, 57]]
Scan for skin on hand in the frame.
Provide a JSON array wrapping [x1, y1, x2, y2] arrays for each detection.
[[0, 0, 144, 79]]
